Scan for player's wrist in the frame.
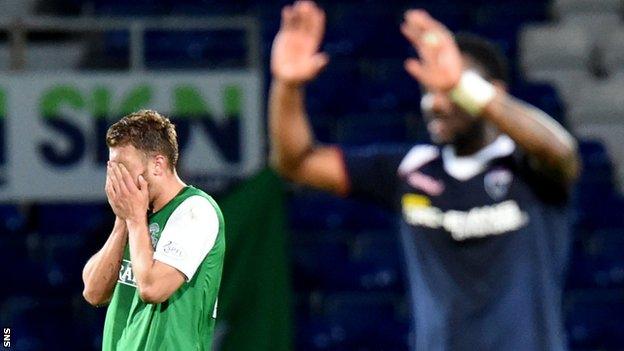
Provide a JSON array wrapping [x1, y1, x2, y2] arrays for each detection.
[[112, 224, 128, 238], [113, 216, 127, 229], [449, 70, 496, 116], [273, 77, 305, 90], [125, 216, 147, 230]]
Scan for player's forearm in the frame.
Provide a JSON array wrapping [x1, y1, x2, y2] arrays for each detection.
[[125, 218, 158, 295], [268, 80, 316, 178], [481, 93, 580, 185], [82, 219, 127, 306]]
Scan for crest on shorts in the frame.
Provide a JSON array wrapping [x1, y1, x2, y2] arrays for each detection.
[[484, 169, 513, 201]]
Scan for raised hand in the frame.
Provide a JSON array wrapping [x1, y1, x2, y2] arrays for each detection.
[[401, 10, 463, 92], [271, 1, 329, 86]]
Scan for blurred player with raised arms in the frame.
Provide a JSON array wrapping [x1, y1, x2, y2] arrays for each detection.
[[269, 2, 579, 350], [82, 110, 225, 351]]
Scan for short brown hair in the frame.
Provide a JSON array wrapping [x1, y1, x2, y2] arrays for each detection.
[[106, 109, 179, 169]]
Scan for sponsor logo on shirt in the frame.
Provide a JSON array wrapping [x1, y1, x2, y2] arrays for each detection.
[[401, 194, 528, 240], [118, 259, 137, 288], [484, 168, 513, 201], [161, 240, 185, 260]]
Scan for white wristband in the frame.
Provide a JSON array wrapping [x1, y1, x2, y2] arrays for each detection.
[[449, 70, 496, 116]]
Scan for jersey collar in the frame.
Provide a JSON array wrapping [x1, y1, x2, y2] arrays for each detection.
[[442, 135, 515, 181]]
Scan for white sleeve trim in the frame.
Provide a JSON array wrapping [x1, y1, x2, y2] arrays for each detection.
[[397, 144, 439, 176], [153, 195, 219, 282]]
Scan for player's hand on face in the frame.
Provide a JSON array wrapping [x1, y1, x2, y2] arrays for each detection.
[[105, 163, 123, 217], [106, 161, 149, 223], [271, 0, 329, 86], [401, 10, 463, 93]]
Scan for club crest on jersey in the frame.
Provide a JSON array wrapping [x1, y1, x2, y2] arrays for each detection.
[[149, 223, 160, 249], [484, 169, 513, 201], [406, 171, 445, 196]]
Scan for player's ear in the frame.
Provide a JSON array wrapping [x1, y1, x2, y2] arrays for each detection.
[[153, 155, 167, 176]]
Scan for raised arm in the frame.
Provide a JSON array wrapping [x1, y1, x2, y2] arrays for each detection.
[[480, 93, 579, 185], [401, 10, 580, 186], [269, 1, 349, 195]]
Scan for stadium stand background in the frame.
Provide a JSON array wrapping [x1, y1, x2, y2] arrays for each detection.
[[0, 0, 623, 349]]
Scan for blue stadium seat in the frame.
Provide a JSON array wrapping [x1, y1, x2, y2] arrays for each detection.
[[336, 113, 409, 146], [6, 297, 86, 351], [92, 0, 168, 15], [322, 292, 403, 347], [354, 59, 422, 113], [36, 203, 107, 235], [165, 0, 254, 16], [567, 227, 624, 289], [288, 192, 396, 231], [292, 240, 351, 291], [295, 314, 343, 350], [472, 0, 549, 29], [3, 258, 50, 296], [0, 204, 26, 234], [566, 290, 624, 349], [409, 0, 472, 32], [288, 194, 350, 231], [352, 231, 403, 275], [144, 30, 246, 69], [325, 261, 402, 292], [577, 193, 624, 230], [306, 58, 361, 116], [89, 30, 131, 69], [578, 140, 614, 174]]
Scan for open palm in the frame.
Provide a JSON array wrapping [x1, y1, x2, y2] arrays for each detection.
[[271, 1, 329, 85], [401, 10, 463, 92]]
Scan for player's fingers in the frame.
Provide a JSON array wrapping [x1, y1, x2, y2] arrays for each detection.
[[299, 1, 319, 34], [402, 20, 443, 64], [105, 172, 113, 193], [138, 175, 148, 196], [298, 1, 312, 32], [405, 9, 440, 33], [404, 10, 427, 36], [401, 22, 421, 46], [105, 166, 111, 189], [290, 2, 304, 30], [422, 11, 451, 36], [404, 58, 428, 83], [112, 164, 129, 195], [108, 164, 120, 194], [281, 5, 294, 29], [313, 6, 325, 38], [418, 37, 441, 67], [312, 52, 329, 72], [110, 170, 121, 196], [407, 9, 454, 46], [310, 5, 326, 43], [105, 175, 114, 199], [118, 163, 137, 193]]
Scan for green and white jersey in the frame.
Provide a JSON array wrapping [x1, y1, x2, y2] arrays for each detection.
[[102, 186, 225, 351]]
